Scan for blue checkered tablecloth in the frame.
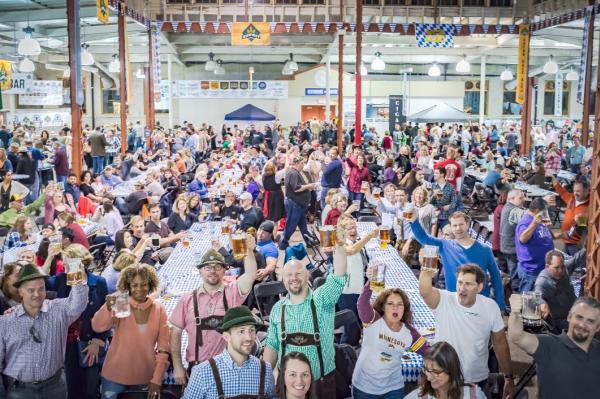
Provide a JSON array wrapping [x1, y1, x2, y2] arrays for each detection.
[[357, 222, 435, 382]]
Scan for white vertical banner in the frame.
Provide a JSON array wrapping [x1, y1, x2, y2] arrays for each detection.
[[555, 72, 563, 116]]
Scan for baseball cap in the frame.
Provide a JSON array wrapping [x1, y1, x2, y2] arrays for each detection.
[[258, 221, 274, 235], [239, 192, 253, 202]]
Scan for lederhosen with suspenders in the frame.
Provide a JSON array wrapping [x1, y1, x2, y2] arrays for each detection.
[[207, 357, 268, 399], [186, 289, 229, 375], [279, 298, 335, 395]]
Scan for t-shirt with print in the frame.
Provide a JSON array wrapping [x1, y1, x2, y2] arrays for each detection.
[[432, 290, 504, 383], [405, 385, 486, 399], [352, 318, 413, 394]]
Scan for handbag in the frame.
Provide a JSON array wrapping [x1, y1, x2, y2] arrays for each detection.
[[77, 339, 108, 368]]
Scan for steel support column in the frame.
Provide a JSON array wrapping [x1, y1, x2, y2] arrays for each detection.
[[147, 29, 156, 133], [582, 0, 596, 146], [67, 0, 82, 178], [354, 0, 362, 145], [118, 3, 128, 155], [337, 29, 344, 150]]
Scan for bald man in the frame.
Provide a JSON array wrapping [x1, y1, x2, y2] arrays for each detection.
[[264, 226, 349, 397]]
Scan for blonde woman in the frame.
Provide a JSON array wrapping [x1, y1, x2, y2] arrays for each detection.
[[168, 194, 194, 234], [0, 148, 12, 171], [6, 215, 36, 249], [320, 188, 341, 224]]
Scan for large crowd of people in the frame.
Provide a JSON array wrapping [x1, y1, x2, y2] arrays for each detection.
[[0, 119, 597, 399]]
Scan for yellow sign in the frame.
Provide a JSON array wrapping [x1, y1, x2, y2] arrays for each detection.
[[516, 24, 530, 105], [0, 60, 11, 90], [97, 0, 109, 24], [231, 22, 271, 46]]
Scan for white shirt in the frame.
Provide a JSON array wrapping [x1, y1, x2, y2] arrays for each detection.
[[343, 239, 365, 295], [405, 385, 486, 399], [352, 318, 412, 394], [432, 290, 504, 383]]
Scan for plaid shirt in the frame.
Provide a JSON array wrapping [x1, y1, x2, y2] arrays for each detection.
[[430, 182, 458, 221], [544, 151, 562, 174], [265, 273, 348, 378], [4, 231, 27, 250], [0, 284, 88, 382], [182, 350, 274, 399]]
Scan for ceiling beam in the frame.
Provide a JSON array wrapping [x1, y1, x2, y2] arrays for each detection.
[[160, 32, 185, 67], [0, 6, 98, 24]]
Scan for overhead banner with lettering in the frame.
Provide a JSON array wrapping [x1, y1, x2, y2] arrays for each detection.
[[389, 95, 405, 133], [18, 80, 64, 106], [516, 24, 530, 105], [231, 22, 271, 46], [172, 80, 287, 99], [97, 0, 109, 24], [555, 73, 563, 116], [4, 73, 33, 94], [577, 5, 594, 104], [415, 24, 454, 48]]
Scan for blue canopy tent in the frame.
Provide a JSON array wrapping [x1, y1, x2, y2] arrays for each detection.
[[224, 104, 276, 121]]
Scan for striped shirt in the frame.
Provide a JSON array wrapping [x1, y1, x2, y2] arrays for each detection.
[[182, 350, 275, 399], [0, 284, 88, 382], [265, 273, 348, 378]]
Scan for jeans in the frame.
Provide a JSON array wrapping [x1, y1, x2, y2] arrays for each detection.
[[280, 198, 310, 250], [115, 197, 129, 215], [101, 377, 146, 399], [517, 267, 539, 293], [4, 370, 67, 399], [336, 294, 360, 346], [64, 341, 100, 399], [353, 386, 404, 399], [505, 253, 520, 292], [56, 175, 67, 186], [92, 156, 105, 175]]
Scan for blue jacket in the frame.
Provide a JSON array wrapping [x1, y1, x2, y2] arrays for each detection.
[[46, 272, 110, 342], [187, 179, 208, 198], [410, 220, 506, 310]]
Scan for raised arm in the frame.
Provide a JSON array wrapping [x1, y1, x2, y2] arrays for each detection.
[[357, 281, 380, 324], [418, 266, 441, 310], [236, 235, 258, 295], [507, 294, 539, 356]]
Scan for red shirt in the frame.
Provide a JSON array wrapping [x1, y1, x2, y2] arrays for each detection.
[[68, 223, 90, 248], [346, 158, 371, 193], [382, 136, 392, 150], [433, 158, 462, 188]]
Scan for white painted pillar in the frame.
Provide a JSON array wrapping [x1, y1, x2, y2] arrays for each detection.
[[167, 54, 173, 128], [326, 53, 331, 123], [479, 55, 486, 125]]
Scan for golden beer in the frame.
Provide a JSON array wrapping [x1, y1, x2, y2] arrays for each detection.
[[370, 263, 386, 293], [361, 181, 369, 194], [221, 223, 232, 235], [379, 226, 391, 249], [372, 188, 381, 200], [182, 238, 190, 248], [319, 226, 337, 252], [66, 270, 84, 286], [422, 256, 438, 271], [231, 233, 247, 261]]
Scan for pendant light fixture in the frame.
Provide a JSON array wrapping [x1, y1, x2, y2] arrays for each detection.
[[18, 26, 41, 56], [500, 67, 513, 81], [284, 53, 298, 72], [543, 55, 558, 74], [370, 52, 385, 71], [205, 52, 217, 71], [428, 62, 441, 77], [214, 60, 225, 75], [565, 67, 578, 81], [108, 54, 120, 73], [18, 57, 35, 73], [81, 43, 94, 66], [455, 55, 470, 73]]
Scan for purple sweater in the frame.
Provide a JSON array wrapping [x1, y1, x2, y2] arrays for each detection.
[[357, 282, 429, 355]]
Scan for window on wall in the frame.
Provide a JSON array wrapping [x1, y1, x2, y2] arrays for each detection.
[[463, 80, 488, 115], [503, 91, 522, 115], [102, 89, 120, 114], [543, 80, 569, 116]]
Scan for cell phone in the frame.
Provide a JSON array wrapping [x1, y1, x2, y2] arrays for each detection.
[[152, 237, 160, 248]]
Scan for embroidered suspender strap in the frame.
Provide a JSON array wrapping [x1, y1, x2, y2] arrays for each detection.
[[280, 303, 288, 365], [192, 289, 202, 361], [309, 299, 326, 380], [208, 358, 226, 399], [223, 288, 229, 310], [259, 359, 266, 395]]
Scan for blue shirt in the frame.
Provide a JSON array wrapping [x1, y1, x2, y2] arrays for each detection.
[[183, 350, 275, 399], [483, 170, 501, 187], [568, 145, 585, 166], [321, 159, 343, 188], [257, 239, 278, 261], [515, 213, 554, 275], [410, 220, 506, 310], [64, 182, 80, 204]]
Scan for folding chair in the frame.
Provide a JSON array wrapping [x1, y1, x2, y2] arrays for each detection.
[[89, 242, 107, 273], [470, 220, 482, 239], [253, 281, 287, 321], [334, 309, 362, 346], [357, 215, 381, 225], [312, 276, 326, 290]]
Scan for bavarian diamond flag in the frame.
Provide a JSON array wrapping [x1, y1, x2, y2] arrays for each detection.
[[415, 24, 455, 48]]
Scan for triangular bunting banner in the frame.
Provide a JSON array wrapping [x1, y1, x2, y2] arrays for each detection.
[[199, 22, 207, 32], [184, 22, 192, 32], [482, 24, 489, 34], [270, 22, 277, 32], [389, 23, 397, 32], [402, 23, 410, 33], [468, 24, 476, 34], [349, 23, 356, 31], [336, 22, 343, 30], [377, 23, 384, 32], [323, 22, 331, 32], [454, 24, 463, 35], [494, 24, 502, 34], [508, 24, 516, 34], [284, 22, 292, 33], [155, 21, 164, 32], [298, 22, 305, 32], [363, 23, 370, 32], [310, 22, 317, 32]]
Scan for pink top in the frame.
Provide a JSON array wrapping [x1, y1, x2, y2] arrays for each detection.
[[91, 297, 170, 386], [169, 282, 248, 363]]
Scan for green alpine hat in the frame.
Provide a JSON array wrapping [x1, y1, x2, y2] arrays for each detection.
[[197, 248, 227, 269], [13, 263, 48, 288], [217, 305, 263, 333]]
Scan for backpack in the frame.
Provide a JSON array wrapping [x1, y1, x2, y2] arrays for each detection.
[[334, 343, 358, 399]]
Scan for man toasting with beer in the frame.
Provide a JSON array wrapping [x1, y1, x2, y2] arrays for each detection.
[[168, 235, 258, 384]]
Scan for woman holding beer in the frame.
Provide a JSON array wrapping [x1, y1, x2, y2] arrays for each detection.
[[168, 194, 195, 234], [336, 215, 378, 345], [324, 194, 359, 227], [346, 153, 371, 208], [92, 263, 170, 399], [353, 265, 429, 398], [365, 183, 398, 215]]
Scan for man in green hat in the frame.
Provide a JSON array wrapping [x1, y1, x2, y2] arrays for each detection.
[[0, 184, 49, 229], [182, 305, 274, 399], [169, 235, 258, 385], [0, 263, 88, 397]]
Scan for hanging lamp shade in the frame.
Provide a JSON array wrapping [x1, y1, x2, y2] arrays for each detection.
[[108, 54, 120, 73], [428, 63, 441, 77], [205, 52, 217, 71], [81, 44, 94, 66], [18, 27, 41, 56], [565, 67, 578, 81], [18, 57, 35, 73], [500, 68, 513, 81], [455, 56, 470, 73], [371, 52, 385, 71], [543, 55, 558, 74]]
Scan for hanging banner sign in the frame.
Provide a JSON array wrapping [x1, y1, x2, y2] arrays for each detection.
[[555, 73, 564, 116], [516, 24, 530, 105], [415, 24, 454, 48], [577, 6, 594, 104], [172, 80, 287, 99], [96, 0, 109, 24], [151, 26, 161, 101], [18, 80, 64, 106], [389, 95, 405, 134], [4, 73, 33, 94], [305, 88, 338, 96], [231, 22, 271, 46], [0, 60, 11, 90]]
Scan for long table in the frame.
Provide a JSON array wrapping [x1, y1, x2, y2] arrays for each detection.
[[357, 222, 436, 382], [465, 167, 556, 198]]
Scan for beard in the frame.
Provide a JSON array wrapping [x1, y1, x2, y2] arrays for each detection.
[[571, 328, 589, 343], [287, 282, 304, 295]]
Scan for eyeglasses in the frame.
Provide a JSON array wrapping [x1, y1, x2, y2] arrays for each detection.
[[30, 325, 41, 344], [422, 366, 445, 376]]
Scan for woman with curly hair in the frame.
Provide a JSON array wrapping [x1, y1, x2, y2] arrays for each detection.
[[92, 263, 170, 399]]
